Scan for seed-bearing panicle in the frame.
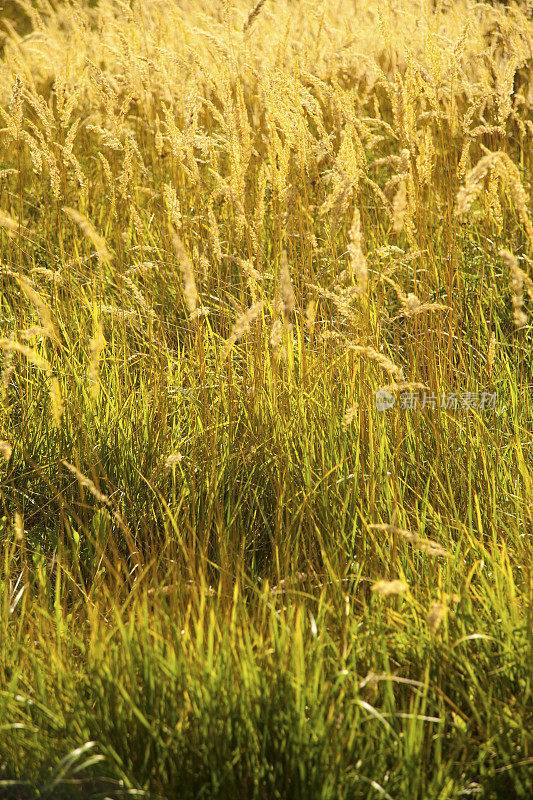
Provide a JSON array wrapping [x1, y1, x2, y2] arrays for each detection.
[[30, 267, 63, 284], [343, 405, 358, 429], [392, 178, 407, 233], [63, 206, 112, 264], [279, 249, 295, 317], [88, 321, 106, 399], [62, 461, 109, 505], [456, 152, 533, 247], [0, 339, 51, 373], [227, 256, 263, 300], [123, 276, 156, 324], [165, 453, 183, 470], [6, 75, 23, 137], [519, 258, 533, 301], [500, 248, 528, 328], [455, 153, 496, 216], [243, 0, 268, 35], [0, 441, 12, 461], [305, 299, 316, 336], [0, 209, 19, 238], [49, 376, 64, 428], [17, 277, 60, 343], [348, 345, 405, 382], [427, 602, 448, 635], [379, 274, 449, 320], [393, 298, 450, 320], [14, 512, 24, 541], [169, 227, 198, 319], [369, 523, 450, 557], [270, 316, 283, 361], [348, 207, 368, 293], [307, 284, 361, 322], [163, 184, 182, 230], [1, 333, 15, 396], [371, 579, 408, 597], [378, 381, 428, 393], [155, 115, 164, 155], [223, 300, 263, 359]]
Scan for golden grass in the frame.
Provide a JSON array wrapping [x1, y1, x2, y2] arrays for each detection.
[[0, 0, 531, 795]]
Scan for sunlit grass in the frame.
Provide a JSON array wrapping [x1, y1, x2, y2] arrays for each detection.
[[0, 0, 532, 797]]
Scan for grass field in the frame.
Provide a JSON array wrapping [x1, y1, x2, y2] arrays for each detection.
[[0, 0, 532, 797]]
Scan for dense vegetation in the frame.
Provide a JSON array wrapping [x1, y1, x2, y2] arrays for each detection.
[[0, 0, 531, 797]]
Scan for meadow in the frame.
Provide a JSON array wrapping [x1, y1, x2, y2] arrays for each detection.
[[0, 0, 531, 797]]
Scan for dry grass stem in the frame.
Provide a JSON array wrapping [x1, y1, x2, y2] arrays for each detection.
[[49, 376, 64, 428]]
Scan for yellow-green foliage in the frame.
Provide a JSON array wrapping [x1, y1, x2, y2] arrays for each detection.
[[0, 1, 531, 798]]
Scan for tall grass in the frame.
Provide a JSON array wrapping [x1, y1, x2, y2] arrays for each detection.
[[0, 0, 531, 797]]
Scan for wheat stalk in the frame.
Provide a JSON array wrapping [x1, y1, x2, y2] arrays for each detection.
[[243, 0, 267, 34]]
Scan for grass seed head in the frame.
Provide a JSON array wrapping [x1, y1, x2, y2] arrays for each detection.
[[62, 461, 109, 506], [501, 248, 529, 328], [0, 441, 12, 461], [49, 376, 64, 428], [88, 321, 106, 399], [223, 300, 264, 359], [427, 601, 449, 635], [170, 227, 198, 319], [63, 207, 113, 264], [348, 207, 368, 294], [243, 0, 268, 35], [371, 579, 408, 597], [279, 249, 296, 317]]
